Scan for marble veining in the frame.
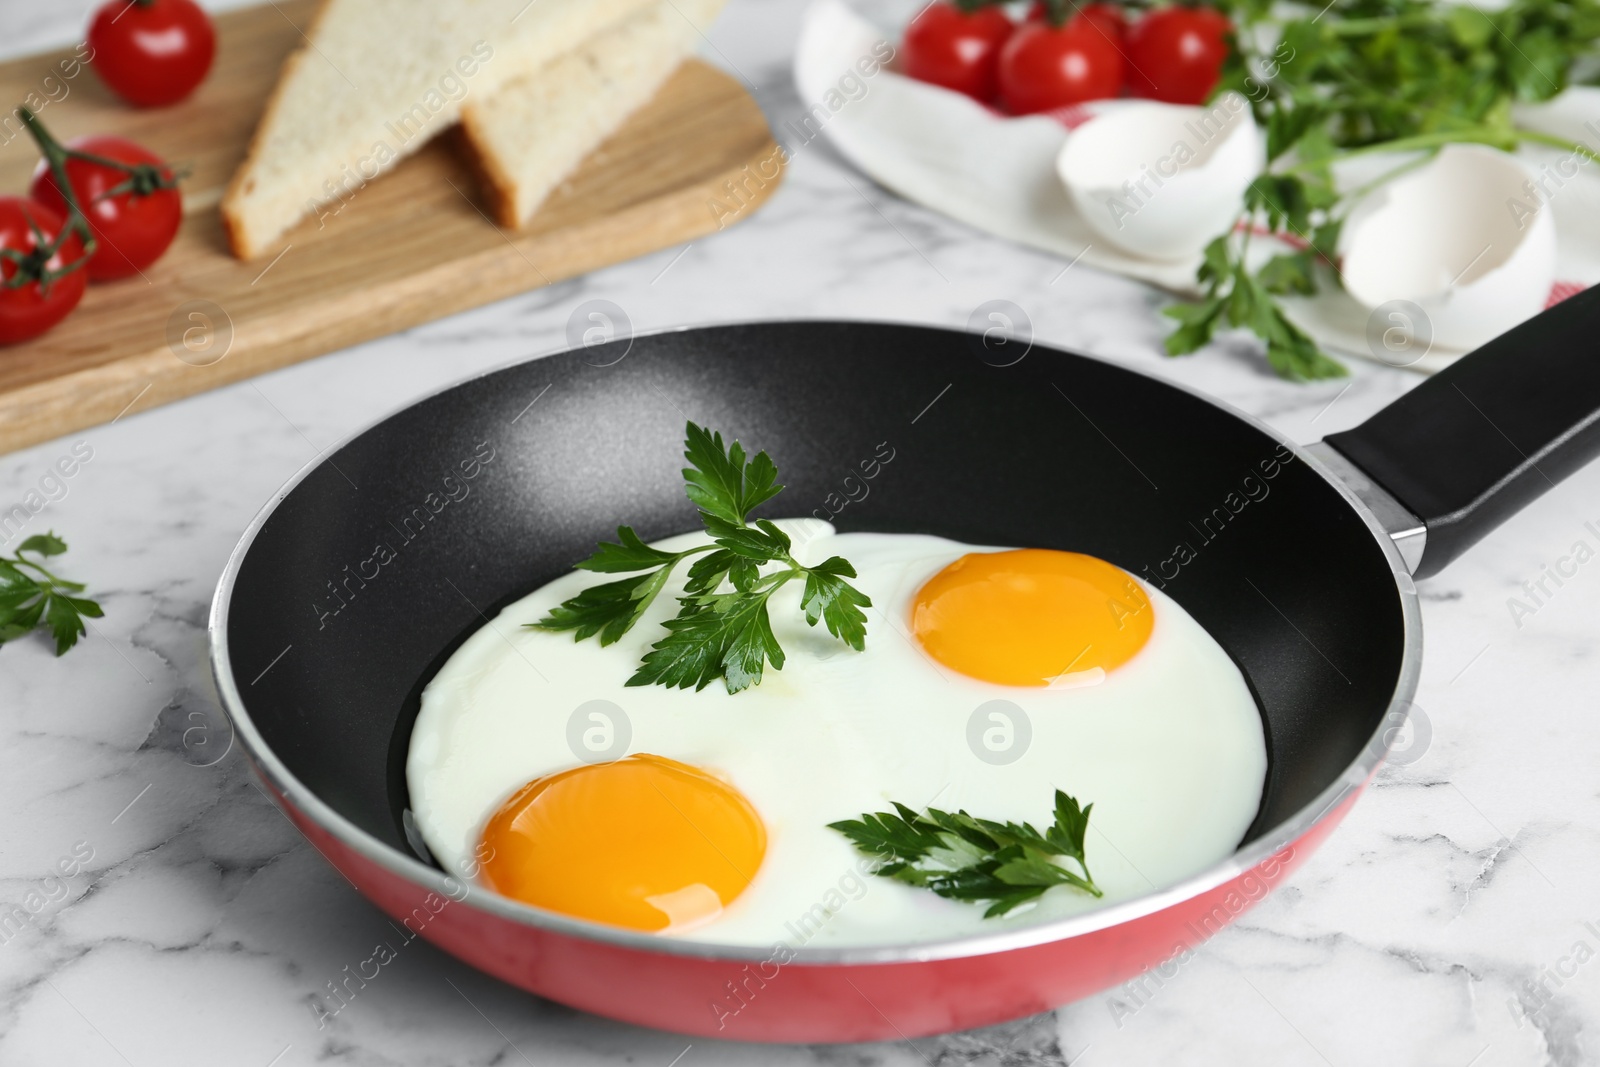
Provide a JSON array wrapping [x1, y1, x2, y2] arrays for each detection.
[[0, 0, 1597, 1063]]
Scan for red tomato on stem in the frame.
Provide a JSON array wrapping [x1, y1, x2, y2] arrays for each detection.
[[1126, 5, 1231, 104], [0, 198, 88, 345], [88, 0, 217, 108], [903, 2, 1016, 102], [30, 135, 182, 281], [999, 20, 1125, 113]]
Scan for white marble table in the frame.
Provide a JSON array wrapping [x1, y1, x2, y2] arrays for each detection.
[[2, 2, 1597, 1064]]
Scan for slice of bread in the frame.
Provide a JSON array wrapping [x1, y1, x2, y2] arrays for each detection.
[[221, 0, 655, 258], [459, 0, 729, 229]]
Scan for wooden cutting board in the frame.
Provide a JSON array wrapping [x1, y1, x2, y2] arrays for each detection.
[[0, 1, 783, 456]]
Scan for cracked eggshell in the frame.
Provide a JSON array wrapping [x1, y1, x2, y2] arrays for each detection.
[[1339, 144, 1557, 352], [1055, 92, 1263, 261]]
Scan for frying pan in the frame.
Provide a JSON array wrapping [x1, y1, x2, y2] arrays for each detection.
[[210, 294, 1600, 1042]]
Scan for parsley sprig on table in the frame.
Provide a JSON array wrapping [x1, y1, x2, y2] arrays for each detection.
[[0, 533, 105, 656], [1162, 0, 1600, 379], [1167, 211, 1349, 382], [830, 790, 1102, 917], [529, 422, 872, 694]]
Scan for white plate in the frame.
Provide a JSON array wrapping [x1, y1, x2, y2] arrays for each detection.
[[795, 0, 1600, 372]]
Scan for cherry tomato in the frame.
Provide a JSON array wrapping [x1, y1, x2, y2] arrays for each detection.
[[30, 136, 182, 282], [903, 2, 1016, 102], [998, 20, 1125, 113], [0, 198, 88, 345], [1126, 5, 1231, 104], [1027, 1, 1129, 44], [88, 0, 216, 108]]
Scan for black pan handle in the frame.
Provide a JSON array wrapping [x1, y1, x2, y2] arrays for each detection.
[[1322, 285, 1600, 579]]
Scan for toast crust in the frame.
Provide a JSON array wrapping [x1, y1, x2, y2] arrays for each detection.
[[456, 107, 521, 229]]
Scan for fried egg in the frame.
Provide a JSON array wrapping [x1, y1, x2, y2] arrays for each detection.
[[407, 520, 1268, 947]]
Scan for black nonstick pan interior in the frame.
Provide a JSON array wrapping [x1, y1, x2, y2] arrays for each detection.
[[222, 321, 1406, 860]]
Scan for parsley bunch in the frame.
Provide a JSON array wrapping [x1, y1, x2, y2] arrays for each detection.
[[1167, 0, 1600, 379], [530, 422, 871, 694], [830, 790, 1101, 917], [0, 533, 104, 656]]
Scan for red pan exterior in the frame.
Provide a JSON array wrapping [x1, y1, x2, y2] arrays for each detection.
[[274, 769, 1360, 1042]]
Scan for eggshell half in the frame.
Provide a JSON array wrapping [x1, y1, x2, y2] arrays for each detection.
[[1055, 92, 1263, 261], [1338, 144, 1557, 351]]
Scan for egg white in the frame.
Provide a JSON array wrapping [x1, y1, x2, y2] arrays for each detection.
[[407, 520, 1268, 947]]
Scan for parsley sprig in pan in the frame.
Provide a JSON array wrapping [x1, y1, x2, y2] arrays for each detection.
[[1164, 0, 1600, 380], [0, 533, 105, 656], [529, 422, 872, 694], [831, 790, 1102, 917]]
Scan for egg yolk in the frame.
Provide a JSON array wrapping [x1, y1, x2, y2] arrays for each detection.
[[478, 754, 766, 934], [911, 548, 1154, 686]]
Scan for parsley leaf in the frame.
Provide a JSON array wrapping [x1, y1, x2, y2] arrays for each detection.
[[1259, 252, 1317, 296], [530, 423, 872, 693], [801, 556, 871, 652], [682, 422, 783, 528], [629, 580, 795, 693], [1162, 296, 1227, 357], [530, 569, 676, 646], [830, 790, 1101, 918], [18, 532, 67, 557], [573, 526, 682, 573], [0, 532, 104, 656]]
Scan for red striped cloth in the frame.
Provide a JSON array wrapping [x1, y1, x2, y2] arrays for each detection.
[[1546, 280, 1587, 307]]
